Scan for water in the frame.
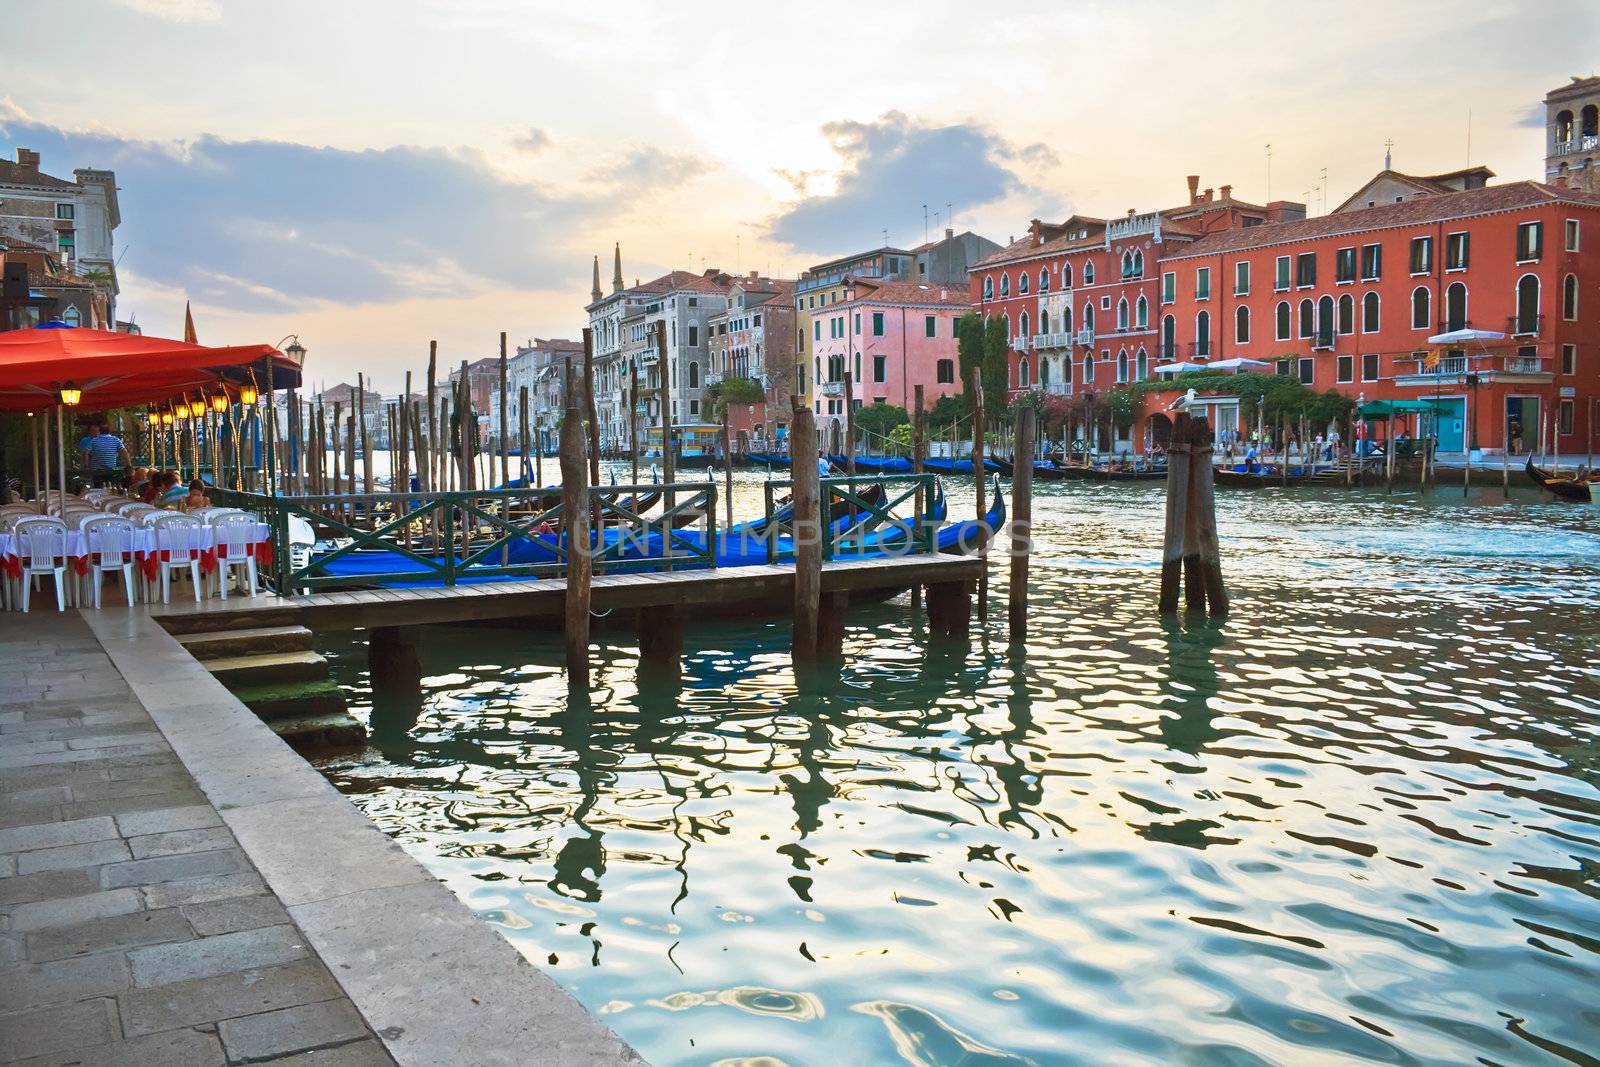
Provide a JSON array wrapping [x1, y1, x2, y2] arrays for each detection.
[[315, 470, 1600, 1066]]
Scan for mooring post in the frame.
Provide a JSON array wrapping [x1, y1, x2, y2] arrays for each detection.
[[843, 370, 856, 477], [818, 590, 847, 661], [637, 604, 684, 682], [368, 626, 422, 732], [1189, 416, 1229, 616], [1008, 406, 1035, 643], [583, 326, 600, 490], [499, 332, 510, 489], [911, 383, 925, 614], [1183, 423, 1205, 613], [791, 398, 821, 663], [560, 360, 592, 688], [1159, 412, 1193, 614], [971, 370, 987, 621]]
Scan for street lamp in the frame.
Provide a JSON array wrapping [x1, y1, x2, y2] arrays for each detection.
[[240, 384, 258, 406], [211, 392, 230, 415], [58, 382, 81, 407]]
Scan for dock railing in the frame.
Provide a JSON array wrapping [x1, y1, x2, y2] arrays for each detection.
[[760, 474, 936, 564]]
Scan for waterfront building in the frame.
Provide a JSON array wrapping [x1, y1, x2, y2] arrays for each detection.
[[0, 147, 119, 323], [1546, 75, 1600, 195], [1, 235, 108, 329], [706, 275, 795, 451], [487, 337, 584, 454]]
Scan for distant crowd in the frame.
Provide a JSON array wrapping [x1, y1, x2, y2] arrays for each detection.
[[77, 420, 212, 511]]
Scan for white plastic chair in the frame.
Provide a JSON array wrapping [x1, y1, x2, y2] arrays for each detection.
[[13, 517, 69, 612], [82, 515, 137, 608], [152, 514, 204, 604], [211, 514, 261, 598], [114, 500, 150, 517]]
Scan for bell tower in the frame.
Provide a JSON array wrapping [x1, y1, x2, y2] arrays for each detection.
[[1545, 76, 1600, 193]]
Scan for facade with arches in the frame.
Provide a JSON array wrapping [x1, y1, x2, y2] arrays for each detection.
[[1546, 75, 1600, 195]]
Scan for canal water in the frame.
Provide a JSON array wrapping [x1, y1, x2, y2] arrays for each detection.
[[314, 468, 1600, 1066]]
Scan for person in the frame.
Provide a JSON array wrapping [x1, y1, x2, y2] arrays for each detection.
[[817, 450, 832, 477], [182, 479, 211, 511], [1312, 433, 1325, 466], [139, 471, 166, 504], [156, 471, 186, 506], [80, 421, 132, 488], [1245, 439, 1260, 474]]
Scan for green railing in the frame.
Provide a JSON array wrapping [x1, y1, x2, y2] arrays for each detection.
[[210, 480, 717, 593], [760, 474, 936, 563]]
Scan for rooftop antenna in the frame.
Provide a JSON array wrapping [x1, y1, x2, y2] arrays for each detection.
[[1319, 167, 1328, 215], [1465, 107, 1473, 165], [946, 203, 952, 230], [923, 204, 929, 244], [1265, 143, 1272, 202], [736, 233, 741, 273], [1384, 138, 1394, 170], [882, 228, 889, 248]]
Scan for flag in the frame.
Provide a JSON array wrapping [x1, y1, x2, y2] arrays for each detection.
[[182, 301, 198, 345]]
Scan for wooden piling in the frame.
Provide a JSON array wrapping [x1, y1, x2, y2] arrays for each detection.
[[818, 590, 848, 661], [457, 361, 472, 492], [1189, 419, 1228, 616], [582, 327, 600, 489], [358, 374, 373, 496], [1158, 413, 1193, 614], [499, 332, 510, 489], [329, 401, 342, 498], [970, 370, 987, 620], [722, 405, 734, 530], [911, 384, 925, 614], [368, 626, 422, 724], [638, 604, 684, 681], [790, 397, 821, 663], [1008, 406, 1035, 644], [629, 362, 640, 487], [843, 370, 856, 476], [519, 385, 530, 487], [560, 361, 592, 687], [1385, 413, 1395, 492]]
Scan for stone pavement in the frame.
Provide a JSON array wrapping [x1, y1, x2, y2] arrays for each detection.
[[1, 614, 392, 1066]]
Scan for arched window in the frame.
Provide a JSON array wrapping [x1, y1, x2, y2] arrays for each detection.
[[1556, 109, 1575, 144], [1515, 275, 1540, 333], [688, 361, 700, 388], [1002, 313, 1010, 339], [1135, 295, 1148, 328], [1298, 299, 1314, 339], [1161, 315, 1176, 359], [1040, 358, 1050, 386], [62, 306, 82, 327], [1563, 273, 1579, 320], [1133, 250, 1144, 277], [1116, 297, 1129, 330], [1196, 310, 1211, 357], [1136, 348, 1148, 381], [1063, 306, 1073, 335], [1000, 273, 1010, 298], [1117, 349, 1129, 382], [1337, 294, 1354, 335], [1276, 301, 1291, 340], [1362, 292, 1379, 334], [1083, 353, 1095, 383], [1121, 251, 1133, 277], [1412, 286, 1431, 330], [1039, 268, 1050, 293], [1062, 263, 1073, 287], [1020, 311, 1030, 338], [1445, 282, 1468, 332], [1083, 302, 1095, 333], [1018, 358, 1030, 388], [1061, 356, 1072, 386], [983, 276, 994, 300], [1235, 305, 1251, 344], [1316, 296, 1334, 346], [1040, 309, 1051, 334], [1585, 104, 1599, 138], [1019, 272, 1030, 295], [1083, 261, 1096, 284]]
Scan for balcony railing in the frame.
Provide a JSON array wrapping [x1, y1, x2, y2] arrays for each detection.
[[1186, 342, 1212, 358], [1011, 336, 1030, 352], [1554, 134, 1600, 154], [1045, 382, 1070, 395], [1312, 331, 1335, 351], [1508, 314, 1544, 337], [1504, 355, 1546, 374], [1033, 331, 1071, 350], [1075, 328, 1095, 345], [820, 379, 845, 396]]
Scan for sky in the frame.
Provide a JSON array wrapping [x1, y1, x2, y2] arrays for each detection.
[[4, 0, 1596, 390]]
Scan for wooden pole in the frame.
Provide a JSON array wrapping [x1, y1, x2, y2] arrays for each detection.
[[1385, 413, 1395, 492], [359, 374, 373, 496], [582, 327, 600, 489], [458, 361, 472, 492], [1159, 412, 1193, 614], [791, 397, 821, 663], [1279, 415, 1288, 487], [658, 326, 675, 570], [330, 402, 342, 497], [499, 332, 510, 489], [722, 404, 734, 531], [559, 360, 591, 688], [843, 370, 856, 476], [970, 368, 987, 620], [426, 342, 440, 496], [911, 384, 925, 614], [629, 362, 639, 488], [1008, 406, 1035, 643], [519, 385, 530, 487], [1189, 416, 1228, 615]]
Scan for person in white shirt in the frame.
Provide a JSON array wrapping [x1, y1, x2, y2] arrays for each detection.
[[817, 451, 832, 477]]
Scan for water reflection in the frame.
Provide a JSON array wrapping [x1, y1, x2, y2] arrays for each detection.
[[320, 473, 1600, 1066]]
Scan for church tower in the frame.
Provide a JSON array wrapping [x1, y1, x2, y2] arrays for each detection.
[[612, 243, 624, 293], [590, 255, 602, 303], [1545, 76, 1600, 194]]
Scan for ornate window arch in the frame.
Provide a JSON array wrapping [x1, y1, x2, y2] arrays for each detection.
[[1362, 292, 1380, 334], [982, 275, 994, 300], [1136, 347, 1148, 381], [1116, 297, 1130, 330], [1019, 272, 1030, 295], [1235, 305, 1251, 344], [1039, 268, 1050, 293], [1276, 300, 1291, 340], [1018, 357, 1030, 388], [1083, 260, 1096, 285], [999, 273, 1010, 298], [1411, 286, 1431, 330], [1135, 294, 1148, 328]]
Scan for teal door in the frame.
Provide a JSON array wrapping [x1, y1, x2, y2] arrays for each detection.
[[1423, 398, 1465, 452]]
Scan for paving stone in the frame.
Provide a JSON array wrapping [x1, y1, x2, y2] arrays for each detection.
[[115, 804, 222, 837], [0, 951, 132, 1010], [0, 853, 13, 877], [8, 887, 144, 932], [15, 837, 131, 875], [118, 958, 345, 1037], [64, 731, 165, 750], [0, 770, 108, 794], [70, 775, 196, 803], [101, 849, 244, 890], [218, 999, 370, 1063], [9, 1027, 227, 1067], [0, 816, 118, 856], [62, 789, 206, 821], [183, 893, 291, 936], [223, 796, 425, 907], [27, 906, 193, 962], [0, 998, 121, 1062], [129, 827, 236, 860], [106, 757, 186, 781], [0, 803, 61, 829], [142, 872, 268, 910], [0, 739, 68, 759], [0, 743, 170, 770], [0, 931, 23, 966], [0, 868, 99, 908], [129, 923, 308, 988], [253, 1039, 394, 1067], [1, 785, 71, 806]]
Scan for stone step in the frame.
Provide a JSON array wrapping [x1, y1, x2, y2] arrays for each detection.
[[229, 679, 348, 723], [158, 607, 301, 636], [206, 650, 329, 688], [269, 712, 367, 753], [176, 625, 315, 660]]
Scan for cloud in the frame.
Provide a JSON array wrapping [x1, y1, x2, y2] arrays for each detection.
[[511, 127, 550, 154], [0, 113, 602, 312], [766, 112, 1059, 254], [1516, 103, 1548, 129], [588, 146, 709, 195], [113, 0, 221, 21]]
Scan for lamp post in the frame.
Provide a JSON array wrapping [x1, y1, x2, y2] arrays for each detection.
[[57, 382, 80, 502]]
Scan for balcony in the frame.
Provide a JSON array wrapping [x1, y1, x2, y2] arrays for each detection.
[[1075, 328, 1095, 345], [1554, 134, 1600, 155], [1504, 354, 1546, 374], [703, 371, 724, 387], [1045, 382, 1070, 395], [1508, 314, 1544, 337], [820, 379, 845, 397], [1011, 336, 1030, 352], [1186, 342, 1213, 359], [1311, 331, 1335, 351]]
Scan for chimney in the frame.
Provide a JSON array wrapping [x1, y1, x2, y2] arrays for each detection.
[[1204, 187, 1214, 203], [749, 270, 757, 280], [945, 227, 954, 239], [1028, 218, 1043, 246], [1186, 175, 1200, 204], [1220, 184, 1232, 201], [15, 148, 40, 170]]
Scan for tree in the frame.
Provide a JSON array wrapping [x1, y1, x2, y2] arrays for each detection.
[[702, 376, 765, 420], [928, 392, 970, 425], [980, 315, 1009, 403], [855, 402, 908, 440]]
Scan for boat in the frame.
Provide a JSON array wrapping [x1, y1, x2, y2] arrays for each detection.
[[1213, 463, 1343, 488], [1525, 457, 1598, 501], [1083, 464, 1167, 482], [921, 456, 1004, 476]]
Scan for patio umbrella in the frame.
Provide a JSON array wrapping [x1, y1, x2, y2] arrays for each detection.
[[1427, 328, 1506, 344]]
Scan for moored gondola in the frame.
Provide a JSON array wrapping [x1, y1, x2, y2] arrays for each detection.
[[1525, 457, 1597, 501]]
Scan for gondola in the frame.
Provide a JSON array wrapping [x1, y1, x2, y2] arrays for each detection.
[[1083, 465, 1167, 482], [1525, 457, 1598, 501], [1213, 463, 1343, 488]]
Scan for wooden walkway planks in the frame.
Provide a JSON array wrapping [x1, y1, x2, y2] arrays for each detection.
[[151, 554, 982, 633]]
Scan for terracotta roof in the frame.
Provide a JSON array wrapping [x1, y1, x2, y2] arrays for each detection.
[[846, 279, 972, 308], [1330, 166, 1495, 213], [0, 235, 50, 254], [1164, 181, 1600, 261], [530, 337, 585, 352], [973, 230, 1107, 269], [1547, 75, 1600, 102], [0, 161, 77, 190]]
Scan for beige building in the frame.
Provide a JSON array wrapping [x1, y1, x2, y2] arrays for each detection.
[[0, 148, 120, 323]]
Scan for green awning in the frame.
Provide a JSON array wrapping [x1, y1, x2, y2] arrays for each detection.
[[1358, 399, 1453, 417]]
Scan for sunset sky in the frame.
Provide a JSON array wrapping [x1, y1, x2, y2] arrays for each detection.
[[6, 0, 1596, 389]]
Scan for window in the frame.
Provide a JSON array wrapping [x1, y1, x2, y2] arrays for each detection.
[[813, 320, 821, 341], [1361, 243, 1381, 281], [688, 361, 700, 388], [1445, 232, 1470, 271], [1019, 272, 1030, 294], [1411, 287, 1431, 330], [1361, 353, 1380, 382], [1336, 354, 1354, 383], [688, 297, 698, 307], [55, 203, 74, 220], [1276, 359, 1292, 377], [1083, 261, 1096, 284], [922, 314, 936, 338], [1362, 292, 1379, 333], [1298, 358, 1314, 385], [1083, 353, 1095, 383], [1117, 350, 1129, 383], [1563, 274, 1579, 320], [1295, 252, 1316, 288], [936, 359, 955, 384], [1039, 268, 1050, 292], [61, 305, 81, 327], [1562, 343, 1577, 375], [1515, 275, 1540, 333], [853, 313, 860, 334], [1410, 236, 1433, 274], [1100, 296, 1111, 311], [1084, 303, 1095, 332], [1040, 359, 1050, 386], [872, 312, 885, 336], [1274, 255, 1291, 291], [1337, 294, 1354, 335], [1566, 219, 1581, 252], [1298, 299, 1314, 339], [1161, 316, 1175, 359], [1516, 221, 1543, 262], [1000, 274, 1010, 298], [1559, 399, 1575, 434], [1276, 301, 1291, 340], [1116, 298, 1129, 331], [689, 399, 699, 416], [1135, 295, 1148, 328], [1335, 247, 1356, 283], [873, 355, 887, 383], [1234, 261, 1250, 296], [1235, 305, 1251, 343], [1162, 271, 1176, 304], [983, 276, 994, 299], [1445, 282, 1468, 332], [1196, 267, 1211, 300], [1040, 309, 1050, 334], [1195, 311, 1211, 356], [1020, 311, 1030, 338], [1316, 296, 1334, 347], [1137, 349, 1148, 381], [1062, 263, 1073, 287], [688, 325, 699, 346]]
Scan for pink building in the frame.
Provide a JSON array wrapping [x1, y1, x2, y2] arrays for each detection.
[[811, 277, 970, 443]]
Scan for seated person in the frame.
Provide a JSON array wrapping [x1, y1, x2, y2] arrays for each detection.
[[182, 479, 211, 511], [156, 471, 187, 506]]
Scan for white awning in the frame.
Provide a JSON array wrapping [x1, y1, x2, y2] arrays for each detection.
[[1205, 357, 1271, 371], [1157, 362, 1204, 375], [1428, 328, 1506, 344]]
